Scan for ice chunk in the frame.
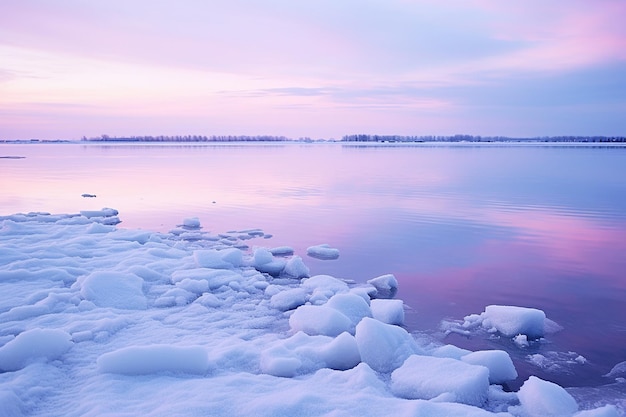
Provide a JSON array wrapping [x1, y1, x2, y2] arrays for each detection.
[[517, 376, 578, 417], [252, 248, 286, 276], [604, 360, 626, 379], [481, 305, 546, 338], [301, 274, 349, 295], [270, 288, 308, 311], [77, 271, 147, 309], [80, 208, 119, 218], [97, 345, 209, 375], [289, 305, 353, 337], [355, 317, 420, 373], [325, 293, 372, 328], [322, 332, 361, 371], [431, 344, 472, 360], [370, 299, 404, 325], [513, 334, 530, 348], [0, 329, 73, 371], [366, 274, 398, 299], [306, 244, 339, 260], [183, 217, 201, 228], [391, 355, 490, 407], [269, 246, 294, 256], [283, 256, 310, 279], [460, 350, 518, 384]]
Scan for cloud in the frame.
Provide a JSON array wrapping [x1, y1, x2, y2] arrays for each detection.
[[1, 0, 625, 138]]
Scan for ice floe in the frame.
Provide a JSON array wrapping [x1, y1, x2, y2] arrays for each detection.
[[0, 209, 622, 417], [306, 243, 340, 260]]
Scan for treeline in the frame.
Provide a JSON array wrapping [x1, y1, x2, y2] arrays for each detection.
[[341, 134, 626, 143], [79, 134, 626, 143], [81, 135, 292, 142]]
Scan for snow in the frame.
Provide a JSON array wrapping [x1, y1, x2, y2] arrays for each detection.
[[0, 209, 621, 417]]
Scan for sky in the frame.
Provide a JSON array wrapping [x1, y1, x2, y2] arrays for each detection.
[[1, 0, 625, 140]]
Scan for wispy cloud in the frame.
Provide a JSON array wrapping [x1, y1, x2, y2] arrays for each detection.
[[0, 0, 624, 139]]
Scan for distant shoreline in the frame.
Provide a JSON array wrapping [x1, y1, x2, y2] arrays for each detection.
[[1, 134, 625, 145]]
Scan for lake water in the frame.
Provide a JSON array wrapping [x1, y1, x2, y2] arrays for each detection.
[[2, 142, 626, 391]]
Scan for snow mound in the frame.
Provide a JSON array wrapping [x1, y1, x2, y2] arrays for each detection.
[[391, 355, 490, 407], [76, 271, 147, 309], [97, 345, 209, 375], [0, 329, 72, 371]]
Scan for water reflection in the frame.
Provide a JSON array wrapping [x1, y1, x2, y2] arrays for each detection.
[[2, 142, 626, 389]]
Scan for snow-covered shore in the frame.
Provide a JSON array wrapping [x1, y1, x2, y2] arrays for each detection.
[[0, 209, 621, 416]]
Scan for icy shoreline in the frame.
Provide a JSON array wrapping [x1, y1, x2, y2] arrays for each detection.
[[0, 209, 622, 416]]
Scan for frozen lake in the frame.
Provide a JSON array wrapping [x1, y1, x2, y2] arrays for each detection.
[[2, 141, 626, 392]]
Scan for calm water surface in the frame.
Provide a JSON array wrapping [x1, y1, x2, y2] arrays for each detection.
[[2, 142, 625, 390]]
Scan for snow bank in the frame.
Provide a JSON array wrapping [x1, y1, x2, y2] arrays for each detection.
[[0, 210, 620, 417]]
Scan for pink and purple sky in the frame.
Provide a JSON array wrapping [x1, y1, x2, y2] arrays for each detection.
[[1, 0, 625, 140]]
